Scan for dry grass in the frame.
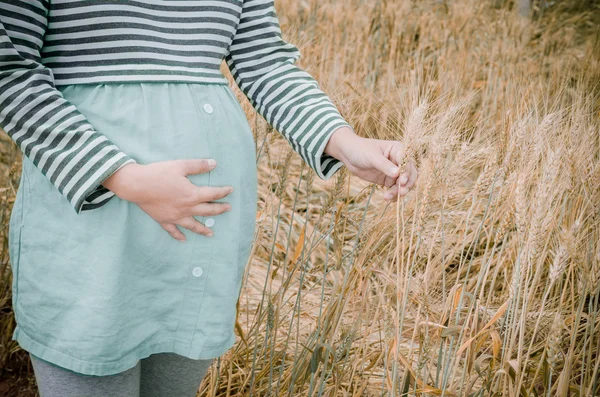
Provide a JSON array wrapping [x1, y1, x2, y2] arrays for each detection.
[[1, 0, 599, 396]]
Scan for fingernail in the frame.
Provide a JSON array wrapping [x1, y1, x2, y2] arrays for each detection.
[[389, 166, 400, 175], [207, 159, 216, 168], [207, 231, 214, 237], [400, 174, 409, 185], [225, 206, 232, 211]]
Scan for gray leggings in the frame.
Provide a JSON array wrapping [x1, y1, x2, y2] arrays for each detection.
[[30, 352, 214, 397]]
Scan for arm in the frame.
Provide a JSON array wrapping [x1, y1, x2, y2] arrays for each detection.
[[225, 0, 353, 180], [0, 0, 136, 213]]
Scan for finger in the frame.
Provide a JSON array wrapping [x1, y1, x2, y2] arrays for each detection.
[[384, 184, 398, 201], [399, 172, 409, 186], [398, 185, 410, 197], [177, 158, 217, 176], [178, 217, 213, 236], [193, 185, 234, 203], [372, 154, 401, 179], [383, 175, 397, 188], [190, 202, 232, 217], [384, 180, 412, 201], [390, 143, 407, 171], [405, 162, 418, 189], [161, 223, 186, 242]]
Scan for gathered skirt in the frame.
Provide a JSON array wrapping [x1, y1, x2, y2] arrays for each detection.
[[8, 82, 258, 376]]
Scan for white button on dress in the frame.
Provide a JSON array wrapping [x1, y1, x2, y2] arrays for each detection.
[[192, 267, 203, 278], [205, 218, 215, 227], [203, 103, 213, 114]]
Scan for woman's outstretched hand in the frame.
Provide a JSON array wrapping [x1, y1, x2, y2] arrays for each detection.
[[324, 127, 418, 201], [102, 159, 233, 242]]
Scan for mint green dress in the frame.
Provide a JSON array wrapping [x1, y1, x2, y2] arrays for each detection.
[[9, 83, 260, 375]]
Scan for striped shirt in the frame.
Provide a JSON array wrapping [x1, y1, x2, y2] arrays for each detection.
[[0, 0, 350, 213]]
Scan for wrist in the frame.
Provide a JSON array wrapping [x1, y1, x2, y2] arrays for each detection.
[[102, 162, 141, 201], [324, 126, 359, 163]]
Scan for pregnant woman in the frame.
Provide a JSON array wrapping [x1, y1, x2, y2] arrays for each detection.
[[0, 1, 418, 396]]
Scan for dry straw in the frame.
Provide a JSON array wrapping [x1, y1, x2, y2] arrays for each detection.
[[0, 0, 599, 395]]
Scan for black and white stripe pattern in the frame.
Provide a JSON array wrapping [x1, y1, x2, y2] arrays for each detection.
[[42, 0, 242, 85], [226, 0, 348, 180], [0, 0, 349, 213]]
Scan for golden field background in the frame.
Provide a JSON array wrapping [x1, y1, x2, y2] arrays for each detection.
[[1, 0, 599, 396]]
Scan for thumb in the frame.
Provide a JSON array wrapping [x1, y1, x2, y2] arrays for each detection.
[[372, 154, 401, 179], [177, 158, 217, 175]]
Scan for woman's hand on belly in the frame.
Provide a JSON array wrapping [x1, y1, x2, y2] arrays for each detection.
[[102, 159, 233, 242]]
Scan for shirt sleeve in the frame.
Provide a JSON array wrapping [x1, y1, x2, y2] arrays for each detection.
[[225, 0, 352, 180], [0, 1, 136, 213]]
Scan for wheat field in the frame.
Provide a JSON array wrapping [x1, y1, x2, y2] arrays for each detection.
[[1, 0, 599, 396]]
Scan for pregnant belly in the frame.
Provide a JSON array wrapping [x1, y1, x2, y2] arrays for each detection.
[[58, 82, 257, 192]]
